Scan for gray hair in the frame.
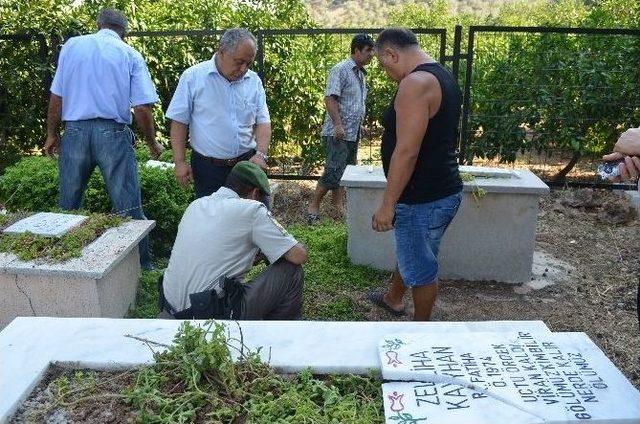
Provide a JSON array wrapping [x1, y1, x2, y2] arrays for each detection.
[[219, 28, 256, 53], [97, 9, 128, 32]]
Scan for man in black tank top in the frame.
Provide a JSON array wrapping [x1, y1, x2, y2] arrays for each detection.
[[369, 28, 462, 321]]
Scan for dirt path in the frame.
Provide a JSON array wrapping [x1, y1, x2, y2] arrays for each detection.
[[273, 182, 640, 389]]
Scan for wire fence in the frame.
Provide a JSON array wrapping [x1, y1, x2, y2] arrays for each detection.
[[1, 26, 639, 189], [460, 26, 640, 188]]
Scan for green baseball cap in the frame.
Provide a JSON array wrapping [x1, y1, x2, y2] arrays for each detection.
[[231, 161, 271, 195]]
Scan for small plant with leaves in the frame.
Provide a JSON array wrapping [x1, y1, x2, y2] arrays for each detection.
[[15, 321, 384, 423], [460, 172, 487, 204]]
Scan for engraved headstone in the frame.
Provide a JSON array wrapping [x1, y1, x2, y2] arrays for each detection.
[[3, 212, 88, 238], [379, 332, 640, 423]]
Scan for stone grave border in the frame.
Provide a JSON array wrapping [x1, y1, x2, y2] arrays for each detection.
[[0, 317, 550, 423]]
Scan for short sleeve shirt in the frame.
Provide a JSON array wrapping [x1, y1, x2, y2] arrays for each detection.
[[163, 187, 298, 311], [321, 58, 367, 141], [50, 29, 158, 124], [165, 56, 270, 158]]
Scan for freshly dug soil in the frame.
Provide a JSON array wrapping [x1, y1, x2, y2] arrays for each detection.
[[272, 182, 640, 390]]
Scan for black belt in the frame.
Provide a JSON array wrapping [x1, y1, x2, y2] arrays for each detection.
[[194, 149, 255, 167], [157, 274, 244, 320]]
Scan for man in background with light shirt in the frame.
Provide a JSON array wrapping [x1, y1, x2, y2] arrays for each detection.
[[307, 34, 375, 223], [166, 28, 271, 199], [44, 8, 163, 270]]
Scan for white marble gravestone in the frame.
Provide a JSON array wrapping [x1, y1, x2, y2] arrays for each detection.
[[378, 332, 640, 423], [0, 318, 551, 422], [3, 212, 88, 237]]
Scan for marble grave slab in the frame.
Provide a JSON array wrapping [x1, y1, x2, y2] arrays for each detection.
[[3, 212, 88, 237], [379, 332, 640, 423], [0, 318, 551, 423]]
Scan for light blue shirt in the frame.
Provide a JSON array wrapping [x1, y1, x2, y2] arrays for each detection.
[[50, 29, 159, 125], [165, 55, 270, 159]]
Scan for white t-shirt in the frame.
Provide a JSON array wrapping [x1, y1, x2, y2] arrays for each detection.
[[163, 187, 298, 311]]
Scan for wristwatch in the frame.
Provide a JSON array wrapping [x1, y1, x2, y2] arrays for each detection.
[[255, 150, 268, 162]]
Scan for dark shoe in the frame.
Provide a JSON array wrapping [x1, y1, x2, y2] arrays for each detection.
[[141, 262, 155, 271], [368, 290, 405, 317], [307, 213, 320, 225]]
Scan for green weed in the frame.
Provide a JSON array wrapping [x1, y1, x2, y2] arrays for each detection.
[[0, 213, 124, 262], [131, 222, 386, 321]]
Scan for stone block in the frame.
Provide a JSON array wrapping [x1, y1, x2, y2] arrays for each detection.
[[0, 220, 154, 329], [341, 166, 549, 283], [3, 212, 88, 237]]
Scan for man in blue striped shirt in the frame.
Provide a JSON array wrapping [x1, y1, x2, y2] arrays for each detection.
[[307, 34, 375, 223], [44, 9, 163, 270], [166, 28, 271, 199]]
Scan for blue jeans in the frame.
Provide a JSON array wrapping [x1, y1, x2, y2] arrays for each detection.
[[58, 118, 151, 268], [394, 191, 462, 287]]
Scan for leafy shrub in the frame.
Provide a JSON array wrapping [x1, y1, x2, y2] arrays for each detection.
[[0, 156, 59, 211], [0, 156, 193, 258], [2, 0, 640, 174]]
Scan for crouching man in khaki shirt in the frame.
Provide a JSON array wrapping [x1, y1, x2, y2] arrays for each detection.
[[159, 161, 307, 320]]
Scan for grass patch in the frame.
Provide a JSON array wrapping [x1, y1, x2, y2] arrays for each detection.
[[19, 322, 383, 423], [131, 221, 386, 321], [0, 213, 125, 262]]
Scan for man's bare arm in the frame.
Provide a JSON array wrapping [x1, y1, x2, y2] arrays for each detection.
[[250, 122, 271, 169], [325, 95, 345, 140], [283, 243, 308, 265], [170, 120, 192, 185], [44, 94, 62, 156], [133, 104, 163, 159], [372, 73, 437, 232]]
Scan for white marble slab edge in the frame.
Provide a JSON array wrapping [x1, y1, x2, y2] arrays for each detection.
[[0, 220, 155, 280], [0, 317, 551, 423], [340, 165, 549, 195]]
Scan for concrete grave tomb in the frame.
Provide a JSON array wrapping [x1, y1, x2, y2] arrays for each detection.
[[0, 213, 155, 329], [340, 165, 550, 283], [0, 317, 552, 422]]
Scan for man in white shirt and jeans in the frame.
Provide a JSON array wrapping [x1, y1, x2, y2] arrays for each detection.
[[44, 8, 163, 270], [160, 161, 307, 320], [166, 28, 271, 199]]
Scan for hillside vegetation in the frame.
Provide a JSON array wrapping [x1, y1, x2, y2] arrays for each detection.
[[307, 0, 520, 26]]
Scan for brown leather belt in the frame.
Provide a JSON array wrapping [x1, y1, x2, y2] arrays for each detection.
[[194, 149, 255, 167]]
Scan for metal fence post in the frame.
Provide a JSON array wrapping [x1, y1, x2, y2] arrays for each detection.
[[256, 30, 265, 81], [459, 27, 475, 165], [451, 25, 463, 82]]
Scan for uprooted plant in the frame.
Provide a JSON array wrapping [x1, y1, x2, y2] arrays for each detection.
[[14, 321, 383, 423]]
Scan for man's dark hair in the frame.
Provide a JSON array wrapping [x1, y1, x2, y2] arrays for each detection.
[[224, 172, 260, 197], [376, 28, 419, 50], [351, 33, 375, 54], [97, 9, 128, 35]]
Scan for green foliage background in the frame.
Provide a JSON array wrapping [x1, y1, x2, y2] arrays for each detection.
[[0, 154, 193, 257], [1, 0, 639, 172]]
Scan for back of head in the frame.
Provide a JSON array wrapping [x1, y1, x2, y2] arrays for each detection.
[[97, 8, 128, 37], [376, 27, 419, 50], [351, 33, 375, 54], [224, 161, 270, 198], [219, 28, 257, 53]]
